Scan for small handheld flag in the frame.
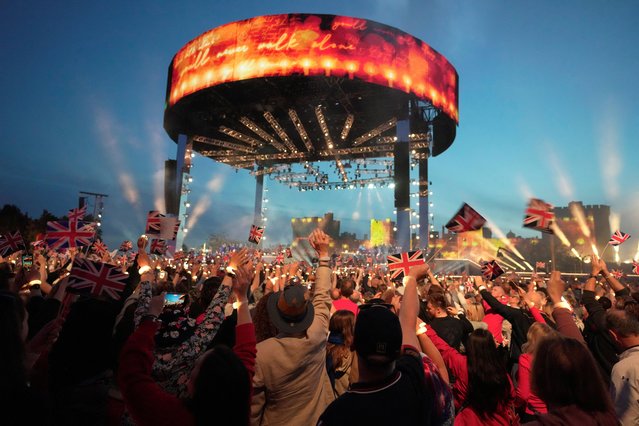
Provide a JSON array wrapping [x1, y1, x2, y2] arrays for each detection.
[[632, 261, 639, 275], [0, 231, 26, 257], [445, 203, 486, 233], [68, 258, 129, 300], [481, 260, 504, 281], [387, 250, 425, 280], [150, 239, 167, 255], [68, 205, 87, 222], [248, 225, 264, 244], [119, 240, 133, 252], [609, 230, 630, 246], [523, 198, 555, 234], [91, 240, 109, 257]]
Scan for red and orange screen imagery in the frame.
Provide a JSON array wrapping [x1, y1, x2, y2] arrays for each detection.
[[168, 14, 458, 123]]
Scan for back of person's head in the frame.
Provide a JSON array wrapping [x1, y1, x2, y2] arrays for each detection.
[[190, 276, 222, 319], [49, 297, 117, 389], [330, 288, 340, 301], [338, 278, 355, 298], [597, 296, 612, 311], [253, 292, 278, 343], [605, 304, 639, 338], [349, 290, 361, 304], [328, 310, 355, 371], [465, 301, 485, 322], [354, 305, 401, 370], [522, 322, 556, 354], [188, 346, 250, 426], [531, 336, 613, 413], [427, 291, 447, 310], [465, 329, 511, 415], [0, 291, 27, 399]]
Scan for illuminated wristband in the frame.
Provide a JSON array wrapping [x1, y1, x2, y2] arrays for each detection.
[[138, 265, 151, 275], [416, 322, 428, 335], [402, 276, 415, 286]]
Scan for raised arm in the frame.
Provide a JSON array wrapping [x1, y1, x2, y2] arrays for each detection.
[[547, 271, 585, 343], [400, 263, 425, 350], [598, 258, 629, 296], [475, 276, 520, 322]]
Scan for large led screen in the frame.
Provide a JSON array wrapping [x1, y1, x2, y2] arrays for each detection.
[[167, 14, 459, 123]]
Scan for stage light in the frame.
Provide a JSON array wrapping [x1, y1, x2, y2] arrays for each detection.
[[389, 183, 395, 189]]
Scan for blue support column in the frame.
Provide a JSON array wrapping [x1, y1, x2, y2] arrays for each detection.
[[418, 158, 429, 247], [394, 119, 411, 252], [175, 134, 191, 251], [254, 167, 264, 225]]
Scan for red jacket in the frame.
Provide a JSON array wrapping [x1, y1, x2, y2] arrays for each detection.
[[516, 353, 547, 415], [119, 320, 256, 426]]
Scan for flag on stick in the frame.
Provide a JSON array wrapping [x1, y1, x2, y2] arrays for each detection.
[[248, 225, 264, 244], [523, 198, 555, 234], [445, 203, 486, 233], [119, 240, 133, 252], [387, 250, 425, 280], [46, 221, 95, 250], [609, 230, 630, 246], [91, 240, 109, 257], [145, 211, 164, 235], [150, 239, 167, 255], [0, 231, 26, 256], [632, 261, 639, 275], [481, 260, 504, 281], [68, 205, 87, 222], [67, 258, 129, 300]]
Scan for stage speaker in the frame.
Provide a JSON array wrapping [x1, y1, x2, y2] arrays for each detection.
[[164, 159, 178, 215]]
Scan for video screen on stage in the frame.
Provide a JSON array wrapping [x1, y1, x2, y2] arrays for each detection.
[[167, 13, 458, 123]]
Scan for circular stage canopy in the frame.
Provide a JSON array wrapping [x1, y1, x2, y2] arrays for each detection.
[[164, 13, 458, 172]]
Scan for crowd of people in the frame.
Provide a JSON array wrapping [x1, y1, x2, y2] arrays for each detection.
[[1, 226, 638, 425]]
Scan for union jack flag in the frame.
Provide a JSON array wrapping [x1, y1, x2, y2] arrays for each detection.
[[481, 260, 504, 281], [609, 230, 630, 246], [46, 221, 95, 250], [119, 240, 133, 252], [387, 250, 425, 280], [31, 234, 47, 252], [67, 258, 129, 300], [523, 198, 555, 234], [0, 231, 26, 256], [173, 251, 186, 261], [91, 240, 109, 256], [445, 203, 486, 233], [275, 253, 284, 264], [248, 225, 264, 244], [146, 211, 164, 235], [535, 261, 546, 270], [632, 261, 639, 275], [68, 205, 87, 222], [150, 239, 167, 255], [610, 269, 624, 279], [159, 216, 180, 240]]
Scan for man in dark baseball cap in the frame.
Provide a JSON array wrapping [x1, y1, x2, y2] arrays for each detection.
[[318, 264, 454, 426]]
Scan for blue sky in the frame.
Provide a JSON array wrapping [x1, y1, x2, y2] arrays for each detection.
[[2, 0, 639, 253]]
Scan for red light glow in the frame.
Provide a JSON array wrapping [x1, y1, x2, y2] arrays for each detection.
[[168, 14, 459, 123]]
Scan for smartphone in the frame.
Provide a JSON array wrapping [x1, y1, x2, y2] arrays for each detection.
[[165, 293, 185, 305], [22, 255, 33, 270]]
